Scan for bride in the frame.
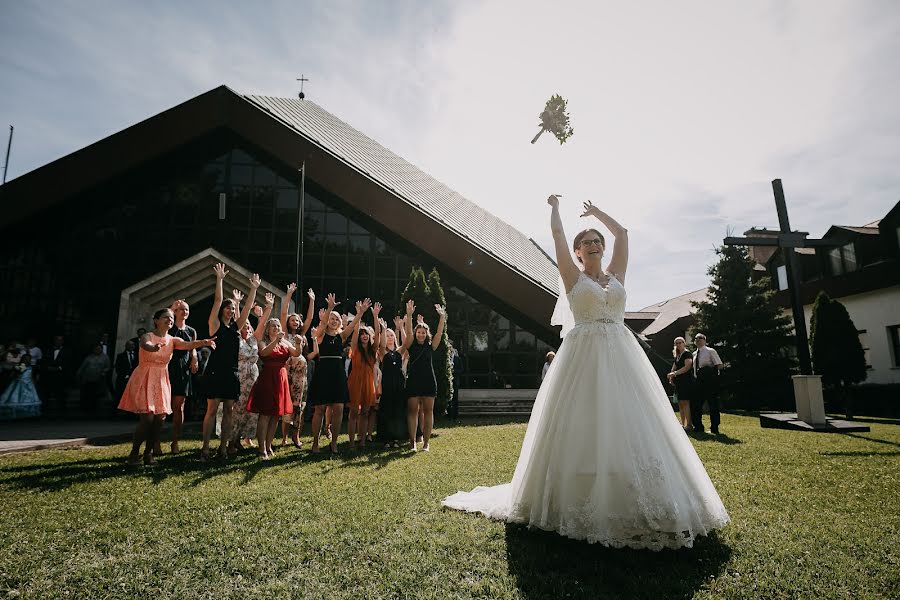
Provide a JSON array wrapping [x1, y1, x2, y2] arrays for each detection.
[[442, 195, 730, 550]]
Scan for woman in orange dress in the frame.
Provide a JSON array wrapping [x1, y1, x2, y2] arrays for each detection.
[[346, 299, 381, 449], [119, 308, 215, 466]]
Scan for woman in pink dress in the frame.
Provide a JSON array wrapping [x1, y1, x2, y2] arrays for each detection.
[[247, 318, 302, 459], [119, 308, 215, 466]]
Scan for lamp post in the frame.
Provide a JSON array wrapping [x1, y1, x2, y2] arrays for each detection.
[[294, 162, 306, 311]]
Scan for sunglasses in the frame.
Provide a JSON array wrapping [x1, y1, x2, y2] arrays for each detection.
[[580, 238, 604, 247]]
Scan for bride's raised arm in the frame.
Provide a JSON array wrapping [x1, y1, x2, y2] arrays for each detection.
[[548, 195, 581, 293], [581, 201, 628, 284]]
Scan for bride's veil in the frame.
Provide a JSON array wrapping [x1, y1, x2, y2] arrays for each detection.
[[550, 274, 575, 338]]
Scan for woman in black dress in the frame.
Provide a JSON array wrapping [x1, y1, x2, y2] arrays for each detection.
[[167, 299, 197, 455], [200, 263, 260, 461], [400, 299, 446, 452], [308, 292, 354, 454], [376, 317, 407, 447], [667, 336, 695, 431]]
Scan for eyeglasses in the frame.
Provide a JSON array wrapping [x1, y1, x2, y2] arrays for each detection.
[[580, 238, 604, 247]]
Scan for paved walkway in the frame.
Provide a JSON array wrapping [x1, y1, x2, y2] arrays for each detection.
[[0, 420, 135, 455]]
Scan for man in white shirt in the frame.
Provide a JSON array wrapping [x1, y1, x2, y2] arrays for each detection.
[[692, 333, 724, 434]]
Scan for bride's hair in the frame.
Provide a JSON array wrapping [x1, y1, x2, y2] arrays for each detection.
[[572, 229, 605, 264]]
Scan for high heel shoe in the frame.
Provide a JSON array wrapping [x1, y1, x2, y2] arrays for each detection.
[[199, 448, 210, 462]]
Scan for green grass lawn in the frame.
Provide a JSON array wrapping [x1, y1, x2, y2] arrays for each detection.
[[0, 414, 898, 599]]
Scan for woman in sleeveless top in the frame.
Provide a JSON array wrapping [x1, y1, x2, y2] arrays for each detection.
[[399, 299, 447, 452], [308, 293, 354, 453], [376, 318, 407, 447], [346, 299, 381, 449], [200, 263, 260, 462], [667, 336, 695, 430], [443, 197, 729, 550], [226, 294, 275, 455], [247, 318, 303, 459], [278, 284, 315, 448], [119, 308, 214, 466], [166, 299, 198, 455]]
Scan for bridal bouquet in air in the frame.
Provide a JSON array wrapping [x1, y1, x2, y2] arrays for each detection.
[[531, 94, 574, 144]]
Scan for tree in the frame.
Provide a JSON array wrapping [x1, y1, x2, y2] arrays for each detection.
[[810, 291, 867, 419], [426, 268, 452, 415], [691, 245, 797, 409], [399, 266, 452, 415]]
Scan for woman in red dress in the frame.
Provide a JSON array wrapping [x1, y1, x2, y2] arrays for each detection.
[[247, 318, 301, 459]]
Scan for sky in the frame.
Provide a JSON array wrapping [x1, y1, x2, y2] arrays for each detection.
[[2, 0, 899, 311]]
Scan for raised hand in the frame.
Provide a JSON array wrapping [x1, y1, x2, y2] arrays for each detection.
[[307, 288, 315, 301], [265, 292, 275, 306], [170, 298, 187, 311], [252, 304, 264, 318], [372, 302, 382, 317], [318, 307, 328, 324], [581, 200, 601, 218], [326, 293, 340, 309], [232, 289, 245, 303], [394, 315, 403, 329], [435, 304, 447, 318], [276, 331, 285, 342], [417, 313, 425, 325], [378, 318, 388, 330], [213, 263, 229, 279], [359, 298, 372, 313], [249, 273, 261, 289], [406, 299, 415, 315], [547, 194, 561, 208], [286, 282, 297, 296]]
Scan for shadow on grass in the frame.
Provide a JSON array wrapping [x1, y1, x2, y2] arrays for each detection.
[[820, 450, 900, 457], [505, 524, 731, 600], [842, 433, 900, 448], [687, 431, 743, 445]]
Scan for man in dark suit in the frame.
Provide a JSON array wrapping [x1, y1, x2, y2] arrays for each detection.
[[42, 335, 72, 416], [114, 340, 138, 408], [99, 332, 115, 395]]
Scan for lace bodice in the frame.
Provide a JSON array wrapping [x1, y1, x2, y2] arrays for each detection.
[[568, 272, 626, 325]]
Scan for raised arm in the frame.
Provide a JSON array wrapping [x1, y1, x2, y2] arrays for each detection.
[[400, 299, 415, 352], [349, 298, 372, 350], [279, 283, 297, 331], [139, 333, 163, 353], [209, 263, 228, 336], [548, 195, 581, 292], [306, 335, 320, 361], [432, 305, 447, 351], [301, 288, 315, 336], [581, 200, 628, 283], [254, 293, 276, 340], [313, 307, 328, 345], [235, 273, 261, 331], [371, 302, 382, 350]]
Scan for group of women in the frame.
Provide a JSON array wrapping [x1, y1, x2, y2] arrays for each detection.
[[116, 262, 447, 464]]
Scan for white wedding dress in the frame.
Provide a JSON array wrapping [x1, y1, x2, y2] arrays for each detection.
[[442, 272, 730, 550]]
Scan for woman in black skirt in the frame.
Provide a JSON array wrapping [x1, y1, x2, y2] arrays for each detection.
[[167, 299, 198, 454], [667, 336, 695, 431], [200, 263, 260, 461], [308, 292, 354, 454], [376, 317, 407, 447], [400, 299, 446, 452]]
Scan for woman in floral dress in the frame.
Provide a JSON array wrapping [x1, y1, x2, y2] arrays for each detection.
[[279, 284, 315, 447]]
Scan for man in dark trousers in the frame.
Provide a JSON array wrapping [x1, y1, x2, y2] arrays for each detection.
[[114, 340, 138, 409], [692, 333, 724, 434], [42, 335, 72, 416]]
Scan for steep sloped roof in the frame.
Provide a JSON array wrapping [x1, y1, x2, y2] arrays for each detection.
[[637, 287, 708, 336], [244, 95, 558, 294]]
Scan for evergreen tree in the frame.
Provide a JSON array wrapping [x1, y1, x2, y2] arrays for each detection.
[[810, 291, 867, 418], [427, 268, 452, 414], [691, 245, 797, 409]]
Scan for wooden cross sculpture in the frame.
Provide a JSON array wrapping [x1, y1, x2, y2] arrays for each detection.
[[723, 179, 837, 376]]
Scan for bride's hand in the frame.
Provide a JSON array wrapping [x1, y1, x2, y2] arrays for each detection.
[[581, 200, 602, 218], [547, 194, 561, 208]]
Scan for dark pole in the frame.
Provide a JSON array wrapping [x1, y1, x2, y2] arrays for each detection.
[[772, 179, 812, 375], [294, 163, 306, 311], [2, 125, 12, 185]]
